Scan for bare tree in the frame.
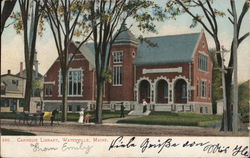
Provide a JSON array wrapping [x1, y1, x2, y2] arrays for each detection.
[[16, 0, 45, 111], [43, 0, 92, 122], [89, 0, 164, 124], [1, 0, 17, 35], [166, 0, 249, 131]]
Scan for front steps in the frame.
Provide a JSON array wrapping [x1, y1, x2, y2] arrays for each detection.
[[128, 104, 151, 116]]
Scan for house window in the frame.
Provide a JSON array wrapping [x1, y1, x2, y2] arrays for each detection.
[[163, 83, 168, 98], [60, 70, 82, 96], [19, 99, 24, 107], [1, 98, 9, 107], [181, 84, 187, 99], [198, 53, 208, 71], [113, 51, 123, 63], [208, 83, 210, 98], [45, 84, 53, 96], [132, 51, 136, 58], [0, 86, 5, 95], [12, 80, 18, 86], [196, 81, 199, 97], [113, 66, 122, 86], [200, 81, 206, 97], [76, 105, 81, 112], [68, 105, 72, 112]]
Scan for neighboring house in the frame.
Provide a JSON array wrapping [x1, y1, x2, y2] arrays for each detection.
[[1, 70, 26, 112], [43, 28, 212, 114]]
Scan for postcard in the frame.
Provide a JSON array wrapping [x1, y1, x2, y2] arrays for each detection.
[[1, 0, 249, 157]]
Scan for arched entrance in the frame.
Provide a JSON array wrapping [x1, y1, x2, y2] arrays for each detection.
[[139, 80, 151, 103], [174, 79, 187, 104], [156, 79, 168, 103]]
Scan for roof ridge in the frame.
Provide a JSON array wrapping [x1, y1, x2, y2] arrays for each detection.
[[143, 32, 201, 39]]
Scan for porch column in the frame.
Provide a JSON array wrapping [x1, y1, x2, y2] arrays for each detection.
[[151, 84, 155, 104]]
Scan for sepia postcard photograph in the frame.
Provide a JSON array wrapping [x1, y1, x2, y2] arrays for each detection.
[[0, 0, 249, 157]]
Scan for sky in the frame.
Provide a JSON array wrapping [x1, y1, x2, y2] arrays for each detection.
[[1, 0, 250, 82]]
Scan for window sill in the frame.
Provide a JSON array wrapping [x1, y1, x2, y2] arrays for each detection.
[[58, 95, 83, 97], [198, 69, 208, 73], [112, 84, 123, 87]]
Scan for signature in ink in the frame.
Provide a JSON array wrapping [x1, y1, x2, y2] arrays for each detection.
[[30, 143, 58, 152], [108, 136, 136, 150]]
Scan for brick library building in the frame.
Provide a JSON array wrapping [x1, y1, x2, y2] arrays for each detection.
[[43, 28, 212, 114]]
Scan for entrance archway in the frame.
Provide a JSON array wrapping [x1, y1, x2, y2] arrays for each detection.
[[139, 80, 151, 103], [156, 79, 168, 103], [174, 79, 187, 104]]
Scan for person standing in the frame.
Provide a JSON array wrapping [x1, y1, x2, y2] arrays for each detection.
[[78, 108, 85, 123], [142, 99, 147, 113], [85, 112, 91, 124], [120, 103, 125, 118], [51, 109, 58, 126]]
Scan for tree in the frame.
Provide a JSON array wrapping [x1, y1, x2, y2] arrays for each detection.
[[1, 0, 17, 35], [166, 0, 249, 131], [210, 49, 222, 114], [43, 0, 92, 122], [11, 0, 46, 112], [89, 0, 164, 124]]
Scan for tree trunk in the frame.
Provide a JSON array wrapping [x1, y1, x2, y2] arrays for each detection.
[[61, 69, 68, 122], [225, 70, 233, 131], [95, 79, 104, 124], [24, 67, 32, 112]]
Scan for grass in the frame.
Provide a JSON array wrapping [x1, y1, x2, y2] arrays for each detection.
[[0, 110, 128, 122], [1, 128, 36, 135], [0, 111, 221, 127], [117, 111, 222, 127]]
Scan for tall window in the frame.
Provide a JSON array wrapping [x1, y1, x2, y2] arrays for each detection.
[[201, 81, 206, 97], [181, 84, 187, 98], [198, 54, 208, 71], [45, 84, 53, 96], [196, 81, 199, 97], [68, 105, 72, 112], [163, 83, 168, 98], [60, 70, 82, 96], [208, 83, 211, 98], [113, 66, 122, 85], [113, 51, 123, 63]]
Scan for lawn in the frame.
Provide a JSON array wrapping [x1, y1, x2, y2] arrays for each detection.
[[1, 128, 36, 135], [0, 110, 128, 122], [117, 111, 222, 127]]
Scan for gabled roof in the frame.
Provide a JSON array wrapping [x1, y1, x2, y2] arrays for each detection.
[[1, 73, 26, 79], [73, 32, 202, 68], [16, 69, 43, 79], [74, 42, 95, 68], [134, 32, 201, 66]]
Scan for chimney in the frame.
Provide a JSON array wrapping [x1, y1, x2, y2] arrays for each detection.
[[7, 70, 11, 74], [20, 62, 23, 77]]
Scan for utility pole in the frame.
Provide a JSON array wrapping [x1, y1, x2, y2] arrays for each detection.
[[231, 0, 239, 133]]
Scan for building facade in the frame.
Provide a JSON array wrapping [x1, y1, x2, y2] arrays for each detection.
[[1, 70, 26, 112], [43, 30, 213, 114]]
